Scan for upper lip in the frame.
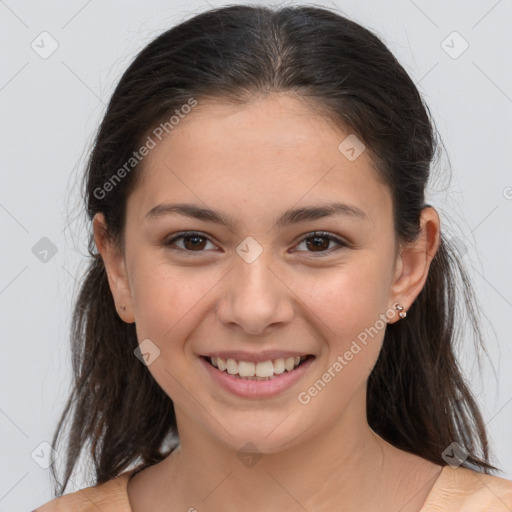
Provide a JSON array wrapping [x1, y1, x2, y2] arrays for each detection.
[[201, 350, 313, 363]]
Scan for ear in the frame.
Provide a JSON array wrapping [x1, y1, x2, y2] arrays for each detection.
[[388, 206, 441, 323], [92, 213, 135, 323]]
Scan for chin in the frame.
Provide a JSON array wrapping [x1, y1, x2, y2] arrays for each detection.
[[208, 411, 310, 455]]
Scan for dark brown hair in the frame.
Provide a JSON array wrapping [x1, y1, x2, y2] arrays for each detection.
[[50, 3, 498, 496]]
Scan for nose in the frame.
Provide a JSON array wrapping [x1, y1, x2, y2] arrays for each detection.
[[216, 252, 295, 336]]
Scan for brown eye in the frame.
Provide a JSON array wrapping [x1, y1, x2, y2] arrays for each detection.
[[182, 234, 207, 250], [295, 232, 347, 256], [306, 235, 331, 252], [165, 232, 216, 252]]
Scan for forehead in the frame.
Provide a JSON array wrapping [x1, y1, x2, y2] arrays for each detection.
[[128, 94, 392, 228]]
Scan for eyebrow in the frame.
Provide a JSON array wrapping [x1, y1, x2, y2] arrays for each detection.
[[145, 202, 367, 229]]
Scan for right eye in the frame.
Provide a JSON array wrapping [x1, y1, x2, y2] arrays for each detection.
[[163, 231, 218, 253]]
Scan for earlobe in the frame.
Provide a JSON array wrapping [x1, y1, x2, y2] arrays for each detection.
[[388, 207, 441, 322], [92, 213, 135, 323]]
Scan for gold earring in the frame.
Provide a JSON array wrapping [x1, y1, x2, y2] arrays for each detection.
[[394, 303, 407, 319]]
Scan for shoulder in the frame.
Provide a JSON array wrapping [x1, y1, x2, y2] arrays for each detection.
[[32, 470, 134, 512], [424, 465, 512, 511]]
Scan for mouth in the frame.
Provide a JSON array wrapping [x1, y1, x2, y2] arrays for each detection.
[[198, 352, 316, 398], [201, 354, 314, 380]]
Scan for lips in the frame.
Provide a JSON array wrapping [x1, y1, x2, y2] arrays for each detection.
[[198, 352, 316, 398]]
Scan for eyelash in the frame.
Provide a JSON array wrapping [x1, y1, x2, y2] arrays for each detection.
[[163, 231, 349, 257]]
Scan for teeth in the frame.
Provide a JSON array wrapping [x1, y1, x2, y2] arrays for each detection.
[[285, 357, 295, 371], [226, 358, 238, 375], [273, 358, 285, 374], [209, 355, 307, 377], [255, 360, 274, 377], [238, 361, 255, 377]]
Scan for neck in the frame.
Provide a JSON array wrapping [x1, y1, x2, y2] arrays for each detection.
[[160, 393, 408, 511]]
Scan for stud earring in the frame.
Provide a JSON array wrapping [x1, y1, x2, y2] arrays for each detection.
[[394, 303, 407, 319], [121, 305, 126, 311]]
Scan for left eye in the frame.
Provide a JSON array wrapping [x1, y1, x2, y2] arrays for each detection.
[[294, 232, 347, 255], [164, 231, 347, 255]]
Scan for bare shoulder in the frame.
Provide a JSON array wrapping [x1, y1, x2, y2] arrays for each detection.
[[33, 490, 82, 512], [417, 465, 512, 511], [33, 472, 134, 512], [442, 465, 512, 496]]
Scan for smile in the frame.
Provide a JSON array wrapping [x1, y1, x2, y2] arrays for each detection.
[[208, 355, 309, 379], [199, 354, 316, 398]]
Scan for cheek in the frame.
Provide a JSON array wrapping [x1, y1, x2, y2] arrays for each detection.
[[295, 272, 389, 414], [129, 254, 222, 347], [298, 259, 391, 374], [129, 258, 216, 401], [304, 258, 390, 328], [131, 263, 176, 330]]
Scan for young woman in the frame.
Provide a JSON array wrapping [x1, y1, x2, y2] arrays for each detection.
[[34, 4, 512, 511]]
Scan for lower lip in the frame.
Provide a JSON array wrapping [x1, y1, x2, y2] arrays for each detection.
[[199, 356, 315, 398]]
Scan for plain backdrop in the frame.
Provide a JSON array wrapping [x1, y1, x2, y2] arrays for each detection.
[[1, 0, 511, 510]]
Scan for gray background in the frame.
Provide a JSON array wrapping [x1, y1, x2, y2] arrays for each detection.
[[1, 0, 511, 510]]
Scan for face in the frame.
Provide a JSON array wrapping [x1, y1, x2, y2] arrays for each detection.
[[95, 93, 438, 455]]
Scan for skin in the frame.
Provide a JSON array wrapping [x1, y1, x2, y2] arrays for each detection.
[[94, 93, 442, 512]]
